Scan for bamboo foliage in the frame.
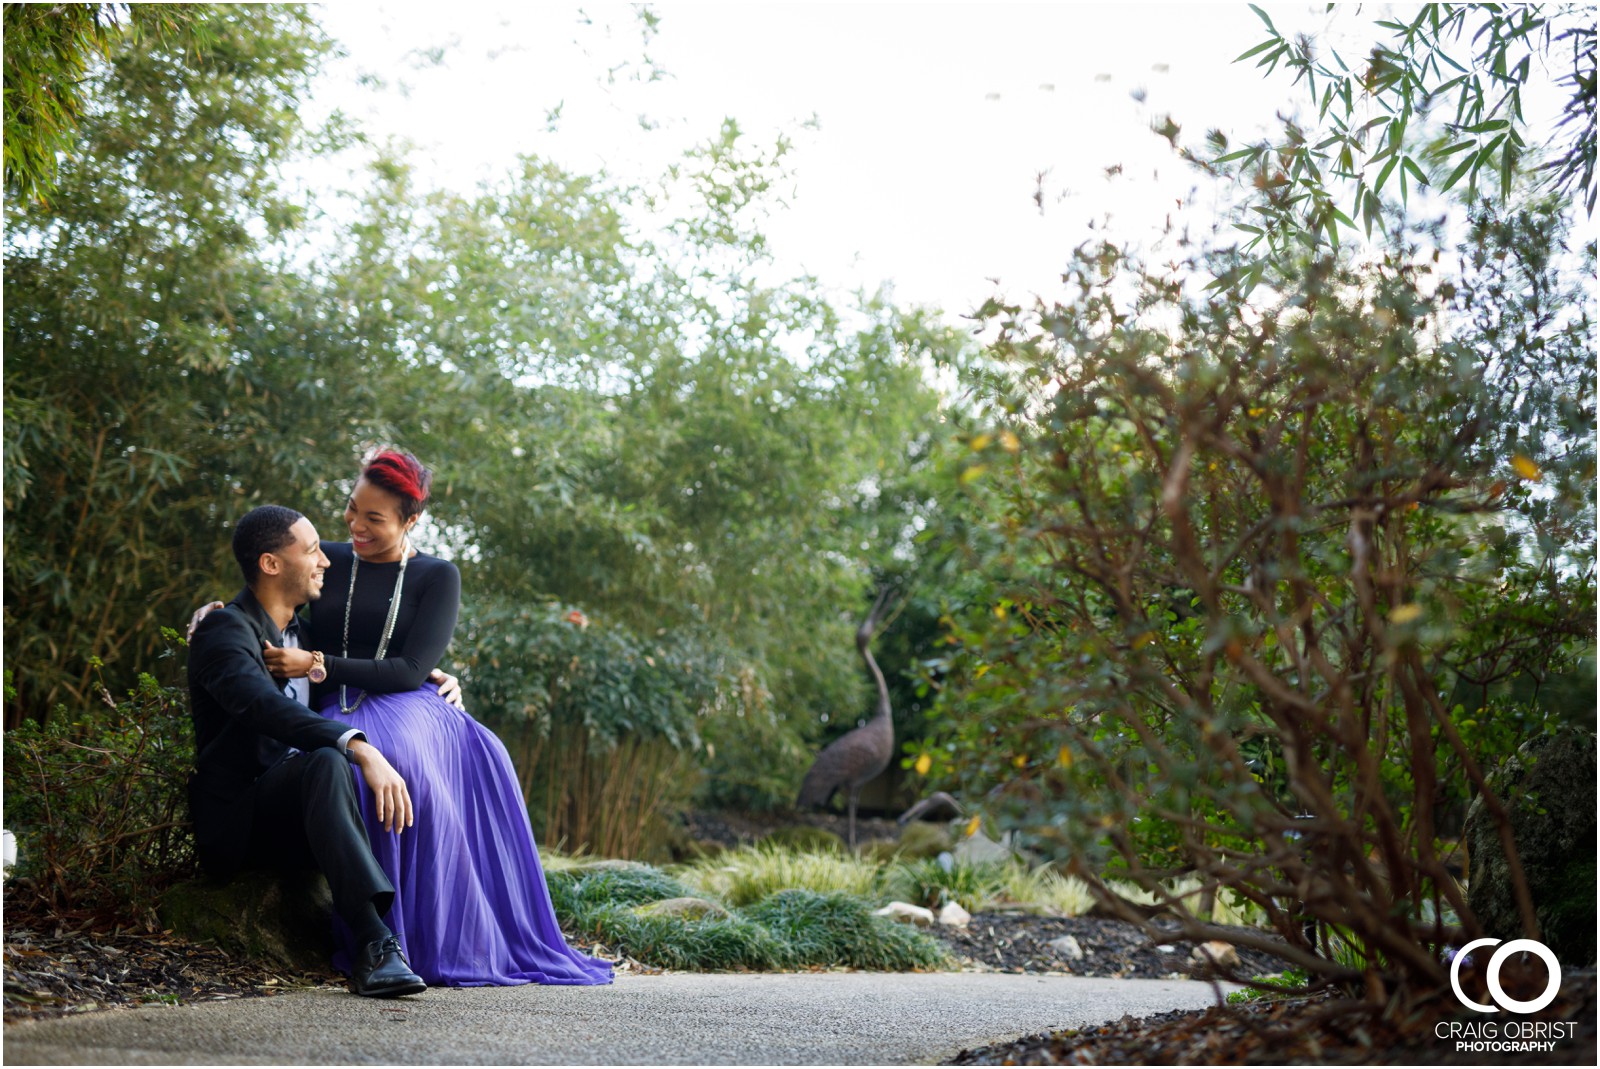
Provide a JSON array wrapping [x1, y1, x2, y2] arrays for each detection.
[[510, 720, 697, 861]]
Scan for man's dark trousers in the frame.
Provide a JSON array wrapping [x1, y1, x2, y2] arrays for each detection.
[[188, 586, 393, 923], [228, 747, 393, 922]]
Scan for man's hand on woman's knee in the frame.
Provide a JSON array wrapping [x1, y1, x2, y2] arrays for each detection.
[[347, 739, 414, 834]]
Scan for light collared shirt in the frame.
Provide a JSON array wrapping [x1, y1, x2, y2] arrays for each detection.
[[281, 620, 363, 756]]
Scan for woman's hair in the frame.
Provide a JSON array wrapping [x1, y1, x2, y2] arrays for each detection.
[[362, 450, 433, 520], [233, 504, 305, 584]]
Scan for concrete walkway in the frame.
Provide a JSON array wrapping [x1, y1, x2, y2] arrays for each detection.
[[4, 971, 1230, 1065]]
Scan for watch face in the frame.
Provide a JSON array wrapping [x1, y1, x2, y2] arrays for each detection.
[[309, 666, 327, 683]]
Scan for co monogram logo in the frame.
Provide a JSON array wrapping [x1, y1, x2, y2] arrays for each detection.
[[1449, 938, 1562, 1014]]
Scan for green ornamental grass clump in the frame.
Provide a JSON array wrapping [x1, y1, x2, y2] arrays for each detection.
[[562, 866, 699, 908], [1225, 969, 1311, 1004], [747, 889, 950, 970], [994, 864, 1096, 916], [677, 843, 884, 907], [583, 904, 789, 971], [548, 864, 950, 972], [888, 857, 1005, 912], [547, 844, 1270, 973]]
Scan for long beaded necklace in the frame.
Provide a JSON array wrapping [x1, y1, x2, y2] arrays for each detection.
[[339, 536, 409, 715]]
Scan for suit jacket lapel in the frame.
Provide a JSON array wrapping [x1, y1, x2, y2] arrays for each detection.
[[229, 587, 285, 648]]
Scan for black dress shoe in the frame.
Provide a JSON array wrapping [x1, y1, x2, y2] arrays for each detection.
[[349, 935, 427, 998]]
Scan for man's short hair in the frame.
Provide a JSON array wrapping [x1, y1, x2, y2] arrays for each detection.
[[233, 505, 305, 584]]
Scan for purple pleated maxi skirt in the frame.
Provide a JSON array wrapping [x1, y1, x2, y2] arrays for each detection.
[[321, 686, 613, 987]]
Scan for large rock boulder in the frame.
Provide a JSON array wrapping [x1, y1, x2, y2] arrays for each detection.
[[1464, 727, 1596, 965], [159, 870, 334, 974]]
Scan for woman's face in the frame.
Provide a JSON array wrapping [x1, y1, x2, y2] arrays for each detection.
[[344, 477, 415, 562]]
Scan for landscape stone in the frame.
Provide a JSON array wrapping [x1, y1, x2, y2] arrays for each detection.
[[1463, 726, 1597, 965], [158, 870, 333, 974], [1048, 934, 1085, 960], [1190, 941, 1241, 968], [873, 901, 936, 927], [937, 901, 972, 928]]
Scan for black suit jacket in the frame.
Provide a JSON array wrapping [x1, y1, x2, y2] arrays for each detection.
[[186, 586, 352, 869]]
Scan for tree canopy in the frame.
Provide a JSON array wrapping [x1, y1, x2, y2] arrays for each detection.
[[3, 5, 966, 826], [2, 2, 213, 205]]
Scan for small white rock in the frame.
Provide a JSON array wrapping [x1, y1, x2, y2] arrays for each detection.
[[1155, 944, 1178, 953], [1190, 940, 1241, 968], [937, 901, 972, 928], [1047, 934, 1085, 960], [872, 901, 936, 927]]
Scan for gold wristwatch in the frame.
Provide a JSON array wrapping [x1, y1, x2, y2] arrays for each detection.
[[308, 650, 328, 684]]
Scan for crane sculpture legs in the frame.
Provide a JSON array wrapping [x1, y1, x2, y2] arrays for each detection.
[[846, 787, 861, 852]]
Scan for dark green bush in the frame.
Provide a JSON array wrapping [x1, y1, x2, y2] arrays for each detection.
[[3, 645, 195, 924], [460, 600, 720, 856], [460, 600, 722, 756]]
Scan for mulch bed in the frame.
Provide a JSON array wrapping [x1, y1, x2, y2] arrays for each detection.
[[932, 911, 1293, 980], [3, 920, 342, 1024], [944, 972, 1598, 1065], [1, 900, 642, 1026]]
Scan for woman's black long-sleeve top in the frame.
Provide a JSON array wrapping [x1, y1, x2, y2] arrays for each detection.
[[307, 541, 460, 703]]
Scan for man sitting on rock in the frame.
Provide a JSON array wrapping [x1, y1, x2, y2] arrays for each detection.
[[186, 504, 428, 998]]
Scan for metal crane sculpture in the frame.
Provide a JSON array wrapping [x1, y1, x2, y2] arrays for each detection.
[[897, 791, 963, 825], [796, 587, 897, 850]]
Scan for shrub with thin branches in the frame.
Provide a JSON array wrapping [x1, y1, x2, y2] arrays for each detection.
[[2, 647, 196, 925]]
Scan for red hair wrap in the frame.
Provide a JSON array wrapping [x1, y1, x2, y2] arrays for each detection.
[[362, 450, 432, 517]]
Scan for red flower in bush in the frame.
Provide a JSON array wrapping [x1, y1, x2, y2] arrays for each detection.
[[564, 609, 589, 630]]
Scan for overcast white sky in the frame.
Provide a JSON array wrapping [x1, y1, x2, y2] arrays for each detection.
[[305, 3, 1380, 320]]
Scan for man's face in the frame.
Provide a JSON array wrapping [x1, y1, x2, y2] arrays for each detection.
[[267, 517, 330, 603]]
